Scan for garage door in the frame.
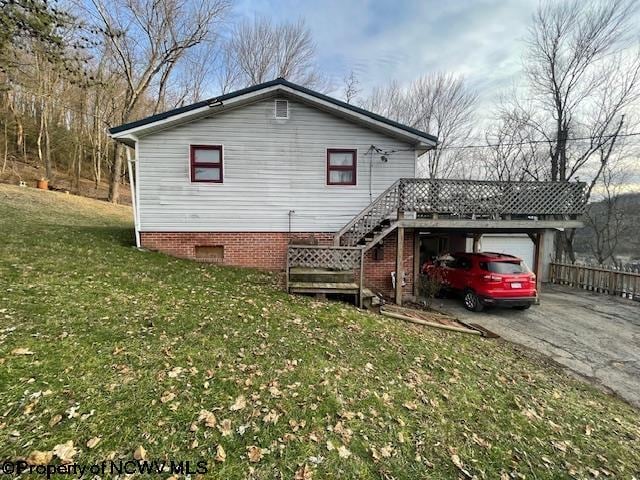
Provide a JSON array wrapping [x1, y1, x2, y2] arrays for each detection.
[[480, 235, 535, 270]]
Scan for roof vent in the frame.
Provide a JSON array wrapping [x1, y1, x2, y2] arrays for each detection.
[[275, 99, 289, 119]]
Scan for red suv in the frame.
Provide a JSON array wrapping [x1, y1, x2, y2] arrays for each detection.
[[422, 252, 537, 312]]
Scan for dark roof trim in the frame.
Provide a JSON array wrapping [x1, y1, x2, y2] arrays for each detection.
[[109, 78, 438, 143]]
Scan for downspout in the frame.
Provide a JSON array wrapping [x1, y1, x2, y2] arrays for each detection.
[[368, 146, 374, 203], [126, 138, 141, 248]]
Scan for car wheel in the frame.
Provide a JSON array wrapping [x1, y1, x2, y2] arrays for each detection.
[[514, 304, 531, 310], [463, 290, 484, 312]]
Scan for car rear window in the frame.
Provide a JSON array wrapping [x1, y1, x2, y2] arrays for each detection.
[[480, 261, 527, 274]]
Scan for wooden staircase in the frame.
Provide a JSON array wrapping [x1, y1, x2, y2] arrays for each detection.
[[334, 180, 402, 249]]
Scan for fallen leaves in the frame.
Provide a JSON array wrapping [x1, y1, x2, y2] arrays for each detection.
[[11, 347, 34, 355], [403, 401, 418, 411], [372, 444, 394, 460], [133, 445, 147, 461], [552, 440, 570, 453], [379, 444, 394, 458], [86, 437, 101, 449], [26, 451, 53, 465], [52, 441, 78, 464], [160, 391, 176, 403], [263, 409, 280, 424], [214, 445, 226, 462], [471, 433, 491, 449], [268, 385, 282, 397], [23, 401, 36, 415], [337, 445, 351, 459], [295, 463, 313, 480], [247, 445, 263, 463], [450, 453, 473, 479], [218, 419, 233, 436], [229, 395, 246, 411], [198, 409, 217, 428]]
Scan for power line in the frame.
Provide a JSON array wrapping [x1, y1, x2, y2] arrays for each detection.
[[437, 132, 640, 150]]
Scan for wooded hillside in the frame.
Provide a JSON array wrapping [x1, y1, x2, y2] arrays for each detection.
[[574, 193, 640, 261]]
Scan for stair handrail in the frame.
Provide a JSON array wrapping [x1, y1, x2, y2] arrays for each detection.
[[334, 179, 401, 246]]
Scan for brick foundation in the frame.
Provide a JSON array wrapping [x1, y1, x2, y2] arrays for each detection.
[[363, 229, 415, 298], [140, 230, 415, 300], [140, 232, 333, 271]]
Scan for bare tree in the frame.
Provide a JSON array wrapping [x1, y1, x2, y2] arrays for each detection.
[[361, 73, 477, 178], [482, 99, 549, 181], [225, 17, 323, 89], [515, 0, 640, 260], [87, 0, 230, 203], [342, 70, 360, 104]]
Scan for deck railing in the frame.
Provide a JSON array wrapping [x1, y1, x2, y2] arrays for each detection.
[[550, 262, 640, 301], [337, 178, 588, 246], [399, 179, 587, 216], [287, 245, 362, 270]]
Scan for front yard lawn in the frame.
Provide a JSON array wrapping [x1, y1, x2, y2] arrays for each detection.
[[1, 184, 639, 479]]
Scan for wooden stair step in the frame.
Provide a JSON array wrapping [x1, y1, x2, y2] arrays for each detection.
[[289, 268, 354, 284], [289, 268, 352, 275], [289, 282, 359, 294]]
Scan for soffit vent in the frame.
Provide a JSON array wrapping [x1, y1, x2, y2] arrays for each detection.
[[275, 99, 289, 119]]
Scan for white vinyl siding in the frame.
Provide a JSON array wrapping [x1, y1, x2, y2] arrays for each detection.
[[136, 97, 417, 232]]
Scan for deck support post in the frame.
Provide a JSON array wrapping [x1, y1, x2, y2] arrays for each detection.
[[413, 230, 420, 297], [285, 247, 290, 293], [395, 212, 405, 305], [472, 234, 482, 253], [358, 248, 364, 308], [534, 231, 545, 292]]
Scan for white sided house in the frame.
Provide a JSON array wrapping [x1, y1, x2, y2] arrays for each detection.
[[110, 78, 587, 304]]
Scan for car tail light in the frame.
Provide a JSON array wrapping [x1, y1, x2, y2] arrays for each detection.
[[481, 274, 501, 282]]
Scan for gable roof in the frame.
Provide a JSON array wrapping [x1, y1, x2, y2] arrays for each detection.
[[108, 78, 438, 148]]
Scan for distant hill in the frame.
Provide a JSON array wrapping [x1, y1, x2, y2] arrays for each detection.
[[574, 192, 640, 260]]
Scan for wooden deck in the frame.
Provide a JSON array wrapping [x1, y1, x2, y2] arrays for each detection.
[[286, 178, 588, 306]]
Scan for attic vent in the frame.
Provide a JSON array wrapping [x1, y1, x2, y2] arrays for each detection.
[[275, 99, 289, 119]]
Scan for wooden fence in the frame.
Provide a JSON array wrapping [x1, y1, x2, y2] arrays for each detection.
[[550, 262, 640, 301]]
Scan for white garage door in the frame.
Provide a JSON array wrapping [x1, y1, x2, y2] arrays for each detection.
[[480, 235, 535, 270]]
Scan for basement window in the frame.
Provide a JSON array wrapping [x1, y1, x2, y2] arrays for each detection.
[[275, 99, 289, 119], [195, 245, 224, 262], [327, 149, 357, 185], [190, 145, 223, 183]]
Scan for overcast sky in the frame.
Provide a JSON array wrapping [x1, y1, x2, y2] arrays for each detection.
[[234, 0, 539, 108]]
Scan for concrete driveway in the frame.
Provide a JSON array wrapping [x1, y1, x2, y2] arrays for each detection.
[[436, 285, 640, 408]]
